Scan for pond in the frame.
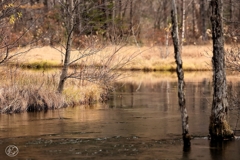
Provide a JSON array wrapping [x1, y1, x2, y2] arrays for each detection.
[[0, 71, 240, 159]]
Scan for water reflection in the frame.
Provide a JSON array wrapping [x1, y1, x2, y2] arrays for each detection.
[[210, 140, 240, 160], [0, 71, 240, 159]]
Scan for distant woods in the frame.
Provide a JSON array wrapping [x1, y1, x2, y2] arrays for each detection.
[[3, 0, 240, 47]]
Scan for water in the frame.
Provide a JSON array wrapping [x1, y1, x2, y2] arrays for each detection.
[[0, 71, 240, 159]]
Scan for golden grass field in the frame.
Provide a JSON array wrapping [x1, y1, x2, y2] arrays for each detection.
[[12, 44, 218, 71]]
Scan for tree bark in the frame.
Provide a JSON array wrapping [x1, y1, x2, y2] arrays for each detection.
[[171, 0, 191, 148], [118, 0, 122, 19], [229, 0, 233, 22], [192, 0, 196, 37], [181, 0, 186, 46], [57, 0, 74, 93], [129, 0, 133, 32], [76, 0, 83, 34], [163, 0, 168, 28], [111, 0, 116, 41], [209, 0, 234, 141], [200, 0, 207, 41]]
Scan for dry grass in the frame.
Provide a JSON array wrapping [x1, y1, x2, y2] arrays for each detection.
[[0, 67, 107, 114], [127, 45, 214, 71], [0, 85, 64, 113], [63, 84, 104, 106], [11, 45, 216, 71]]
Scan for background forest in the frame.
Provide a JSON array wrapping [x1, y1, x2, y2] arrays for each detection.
[[2, 0, 240, 50]]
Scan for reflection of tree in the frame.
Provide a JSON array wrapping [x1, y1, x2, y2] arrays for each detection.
[[130, 84, 134, 108], [200, 79, 212, 111], [209, 141, 231, 160]]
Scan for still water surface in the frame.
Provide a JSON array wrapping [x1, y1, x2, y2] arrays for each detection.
[[0, 71, 240, 159]]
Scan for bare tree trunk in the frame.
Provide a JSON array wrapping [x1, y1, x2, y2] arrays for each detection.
[[229, 0, 233, 22], [209, 0, 234, 141], [123, 1, 129, 18], [154, 1, 162, 29], [129, 0, 133, 32], [192, 0, 196, 37], [104, 0, 109, 31], [200, 0, 207, 41], [118, 0, 122, 19], [111, 0, 116, 41], [181, 0, 186, 46], [163, 0, 168, 28], [112, 0, 116, 25], [44, 0, 54, 10], [57, 0, 74, 93], [76, 0, 83, 34], [171, 0, 191, 148], [238, 2, 240, 24]]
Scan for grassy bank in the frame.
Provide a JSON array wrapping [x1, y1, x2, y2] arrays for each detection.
[[0, 44, 222, 114], [0, 68, 108, 114], [124, 45, 213, 71], [10, 45, 215, 71]]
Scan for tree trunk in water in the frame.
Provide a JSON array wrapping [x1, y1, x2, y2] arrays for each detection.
[[209, 0, 234, 141], [57, 0, 74, 94], [171, 0, 191, 148]]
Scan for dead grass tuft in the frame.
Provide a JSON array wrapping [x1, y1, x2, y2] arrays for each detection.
[[0, 85, 64, 114], [0, 67, 108, 114], [63, 82, 104, 106]]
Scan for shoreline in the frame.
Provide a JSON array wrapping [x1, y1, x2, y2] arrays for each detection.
[[1, 44, 233, 114], [8, 45, 214, 71]]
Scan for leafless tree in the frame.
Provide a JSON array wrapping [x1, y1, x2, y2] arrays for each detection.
[[181, 0, 186, 46], [51, 0, 137, 94], [209, 0, 234, 141], [171, 0, 191, 148]]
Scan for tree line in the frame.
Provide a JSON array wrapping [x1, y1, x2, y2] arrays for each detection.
[[1, 0, 240, 48]]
